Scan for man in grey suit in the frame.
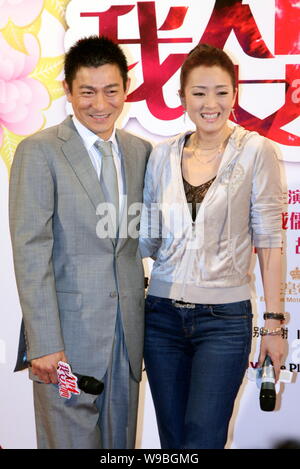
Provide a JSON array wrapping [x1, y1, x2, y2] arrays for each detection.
[[9, 36, 152, 449]]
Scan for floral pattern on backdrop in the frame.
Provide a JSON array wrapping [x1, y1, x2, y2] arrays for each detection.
[[0, 0, 70, 173]]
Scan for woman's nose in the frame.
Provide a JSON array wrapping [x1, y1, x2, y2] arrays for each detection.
[[203, 93, 217, 108]]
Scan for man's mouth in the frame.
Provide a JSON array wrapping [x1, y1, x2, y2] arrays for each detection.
[[90, 113, 111, 120]]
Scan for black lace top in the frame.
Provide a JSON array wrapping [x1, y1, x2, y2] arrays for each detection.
[[183, 176, 216, 221]]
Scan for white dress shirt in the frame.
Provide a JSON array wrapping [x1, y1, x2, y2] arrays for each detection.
[[72, 116, 125, 223]]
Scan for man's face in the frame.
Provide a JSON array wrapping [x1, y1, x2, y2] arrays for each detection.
[[63, 64, 130, 140]]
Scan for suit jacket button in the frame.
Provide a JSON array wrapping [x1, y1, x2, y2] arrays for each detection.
[[110, 291, 117, 298]]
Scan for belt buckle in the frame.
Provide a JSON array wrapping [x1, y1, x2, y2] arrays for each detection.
[[172, 300, 195, 309]]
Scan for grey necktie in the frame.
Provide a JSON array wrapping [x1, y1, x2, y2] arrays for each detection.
[[94, 140, 119, 225]]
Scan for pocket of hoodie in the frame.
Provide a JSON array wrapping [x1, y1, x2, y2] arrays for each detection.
[[201, 237, 234, 280], [231, 233, 252, 275]]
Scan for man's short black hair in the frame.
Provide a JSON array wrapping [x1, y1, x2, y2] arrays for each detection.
[[64, 35, 128, 91]]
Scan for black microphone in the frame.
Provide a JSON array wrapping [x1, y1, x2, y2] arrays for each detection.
[[74, 374, 104, 395], [259, 355, 276, 411]]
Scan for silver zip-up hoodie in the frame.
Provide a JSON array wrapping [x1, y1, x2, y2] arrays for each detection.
[[140, 125, 283, 304]]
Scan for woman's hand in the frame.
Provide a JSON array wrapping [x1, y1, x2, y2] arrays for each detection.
[[256, 247, 285, 381], [258, 331, 285, 381]]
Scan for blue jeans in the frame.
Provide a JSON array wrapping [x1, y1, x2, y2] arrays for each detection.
[[144, 296, 252, 449]]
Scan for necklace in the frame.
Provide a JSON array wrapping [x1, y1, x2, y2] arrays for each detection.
[[188, 129, 231, 165], [192, 142, 224, 165]]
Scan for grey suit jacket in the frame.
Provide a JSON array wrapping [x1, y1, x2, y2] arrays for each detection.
[[9, 116, 152, 381]]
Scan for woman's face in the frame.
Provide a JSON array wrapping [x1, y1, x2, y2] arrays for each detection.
[[181, 65, 237, 137]]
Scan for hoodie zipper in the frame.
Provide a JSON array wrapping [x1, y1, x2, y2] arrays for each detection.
[[174, 131, 242, 299], [175, 140, 204, 300]]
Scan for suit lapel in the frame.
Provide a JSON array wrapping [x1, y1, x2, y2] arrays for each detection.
[[59, 117, 116, 246], [58, 119, 141, 248], [59, 117, 106, 212]]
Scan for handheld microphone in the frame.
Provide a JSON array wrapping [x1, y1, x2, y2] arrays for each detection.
[[259, 355, 276, 411], [57, 361, 104, 399], [74, 374, 104, 395]]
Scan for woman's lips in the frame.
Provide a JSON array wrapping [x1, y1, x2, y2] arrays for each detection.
[[201, 112, 220, 121]]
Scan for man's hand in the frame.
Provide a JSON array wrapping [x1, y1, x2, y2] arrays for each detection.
[[31, 351, 68, 384]]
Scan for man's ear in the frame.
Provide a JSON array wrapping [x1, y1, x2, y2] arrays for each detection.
[[124, 77, 131, 99], [63, 80, 72, 102]]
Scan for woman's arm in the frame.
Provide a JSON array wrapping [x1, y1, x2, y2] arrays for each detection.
[[257, 247, 285, 380], [139, 148, 162, 259], [250, 138, 284, 381]]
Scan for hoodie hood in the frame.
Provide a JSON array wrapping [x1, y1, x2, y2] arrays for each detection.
[[170, 125, 258, 172]]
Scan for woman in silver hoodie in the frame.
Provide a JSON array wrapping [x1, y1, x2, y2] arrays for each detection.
[[140, 44, 284, 449]]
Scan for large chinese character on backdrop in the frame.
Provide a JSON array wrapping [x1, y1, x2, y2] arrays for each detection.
[[65, 0, 300, 156]]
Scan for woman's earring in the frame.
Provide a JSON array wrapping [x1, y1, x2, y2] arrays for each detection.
[[231, 107, 237, 122], [179, 92, 186, 123]]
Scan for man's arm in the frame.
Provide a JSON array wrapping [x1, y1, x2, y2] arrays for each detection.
[[9, 138, 65, 380]]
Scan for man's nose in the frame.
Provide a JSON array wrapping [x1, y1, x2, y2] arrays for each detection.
[[93, 92, 106, 110]]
